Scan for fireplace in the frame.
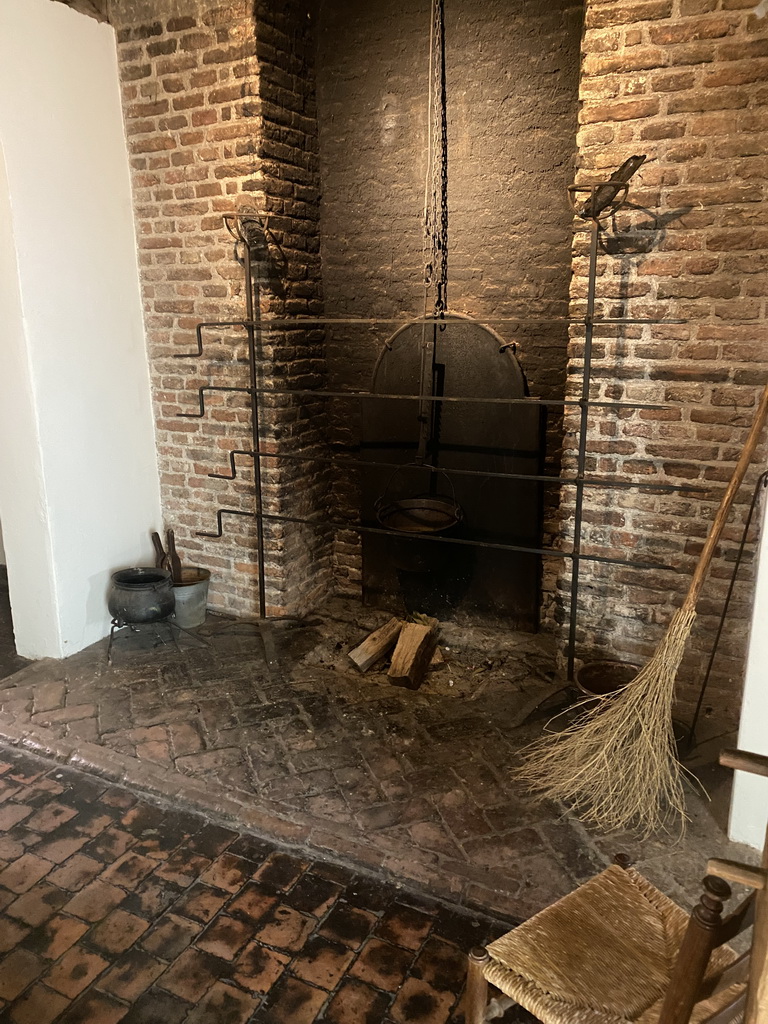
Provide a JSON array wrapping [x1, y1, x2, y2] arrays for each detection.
[[112, 0, 768, 723]]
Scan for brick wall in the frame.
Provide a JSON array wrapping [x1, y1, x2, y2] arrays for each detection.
[[112, 0, 329, 616], [314, 0, 584, 605], [110, 0, 767, 720], [563, 0, 768, 722]]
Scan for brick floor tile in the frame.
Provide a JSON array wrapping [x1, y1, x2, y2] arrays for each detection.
[[102, 852, 157, 889], [199, 853, 252, 893], [57, 989, 128, 1024], [6, 882, 68, 927], [6, 764, 44, 786], [153, 850, 212, 888], [0, 836, 26, 862], [320, 902, 378, 950], [343, 877, 396, 914], [432, 907, 485, 951], [0, 854, 53, 894], [26, 914, 89, 960], [0, 918, 30, 953], [7, 982, 70, 1024], [183, 979, 259, 1024], [390, 977, 456, 1024], [83, 829, 136, 863], [253, 852, 307, 891], [119, 805, 168, 836], [263, 975, 327, 1024], [0, 949, 43, 1000], [120, 877, 181, 921], [97, 948, 166, 1001], [195, 914, 252, 961], [14, 781, 66, 809], [232, 941, 289, 995], [227, 883, 278, 926], [254, 904, 314, 953], [0, 784, 23, 806], [226, 835, 273, 863], [99, 789, 137, 811], [70, 812, 114, 839], [118, 988, 189, 1024], [88, 907, 149, 954], [44, 945, 109, 998], [155, 948, 223, 1002], [63, 880, 125, 922], [324, 977, 391, 1024], [47, 770, 105, 804], [0, 805, 33, 832], [168, 722, 204, 758], [31, 682, 66, 715], [185, 825, 238, 860], [47, 855, 103, 892], [284, 872, 342, 917], [11, 830, 40, 852], [24, 803, 78, 834], [290, 935, 355, 991], [171, 883, 228, 924], [414, 936, 466, 993], [34, 837, 89, 864], [350, 937, 414, 991], [141, 912, 201, 959], [130, 828, 187, 862], [376, 903, 434, 950]]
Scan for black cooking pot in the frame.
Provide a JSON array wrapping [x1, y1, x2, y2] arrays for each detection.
[[107, 567, 175, 624]]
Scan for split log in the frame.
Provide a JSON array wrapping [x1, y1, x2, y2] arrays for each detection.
[[388, 622, 437, 690], [348, 618, 403, 673], [430, 646, 445, 670]]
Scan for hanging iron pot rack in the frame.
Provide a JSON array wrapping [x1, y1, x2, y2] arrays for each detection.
[[171, 172, 725, 683], [167, 0, 740, 681]]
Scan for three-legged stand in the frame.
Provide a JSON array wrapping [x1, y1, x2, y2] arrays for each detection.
[[106, 617, 210, 666]]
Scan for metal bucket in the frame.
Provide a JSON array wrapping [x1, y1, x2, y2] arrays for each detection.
[[172, 568, 211, 629], [575, 660, 639, 697], [575, 660, 690, 752]]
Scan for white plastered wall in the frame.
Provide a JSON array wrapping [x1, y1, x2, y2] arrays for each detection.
[[729, 484, 768, 849], [0, 0, 162, 658]]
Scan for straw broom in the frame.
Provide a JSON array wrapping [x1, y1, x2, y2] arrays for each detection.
[[518, 380, 768, 835]]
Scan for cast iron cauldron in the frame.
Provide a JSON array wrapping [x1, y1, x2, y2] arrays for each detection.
[[108, 568, 174, 624]]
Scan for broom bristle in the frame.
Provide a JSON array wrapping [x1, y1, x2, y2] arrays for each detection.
[[517, 606, 697, 836]]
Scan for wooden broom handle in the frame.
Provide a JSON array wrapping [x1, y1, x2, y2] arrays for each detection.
[[683, 380, 768, 613]]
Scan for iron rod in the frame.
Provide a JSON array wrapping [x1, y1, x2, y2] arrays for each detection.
[[687, 470, 768, 749], [567, 214, 600, 680], [198, 505, 681, 573], [209, 447, 715, 494], [243, 245, 267, 619], [178, 383, 668, 412], [179, 314, 687, 332]]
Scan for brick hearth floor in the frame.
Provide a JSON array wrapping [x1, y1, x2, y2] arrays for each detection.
[[0, 744, 524, 1024], [0, 603, 752, 923]]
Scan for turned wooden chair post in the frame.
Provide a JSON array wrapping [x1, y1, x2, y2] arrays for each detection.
[[659, 875, 731, 1024], [467, 948, 490, 1024], [708, 748, 768, 1024]]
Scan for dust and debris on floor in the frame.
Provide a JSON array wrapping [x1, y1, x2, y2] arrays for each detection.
[[296, 598, 558, 701]]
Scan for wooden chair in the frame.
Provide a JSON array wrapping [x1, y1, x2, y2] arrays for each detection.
[[466, 748, 768, 1024]]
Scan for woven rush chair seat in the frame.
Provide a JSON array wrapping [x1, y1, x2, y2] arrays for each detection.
[[482, 865, 745, 1024]]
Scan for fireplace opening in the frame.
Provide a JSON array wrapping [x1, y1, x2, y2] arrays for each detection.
[[359, 316, 545, 626], [314, 0, 584, 631]]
